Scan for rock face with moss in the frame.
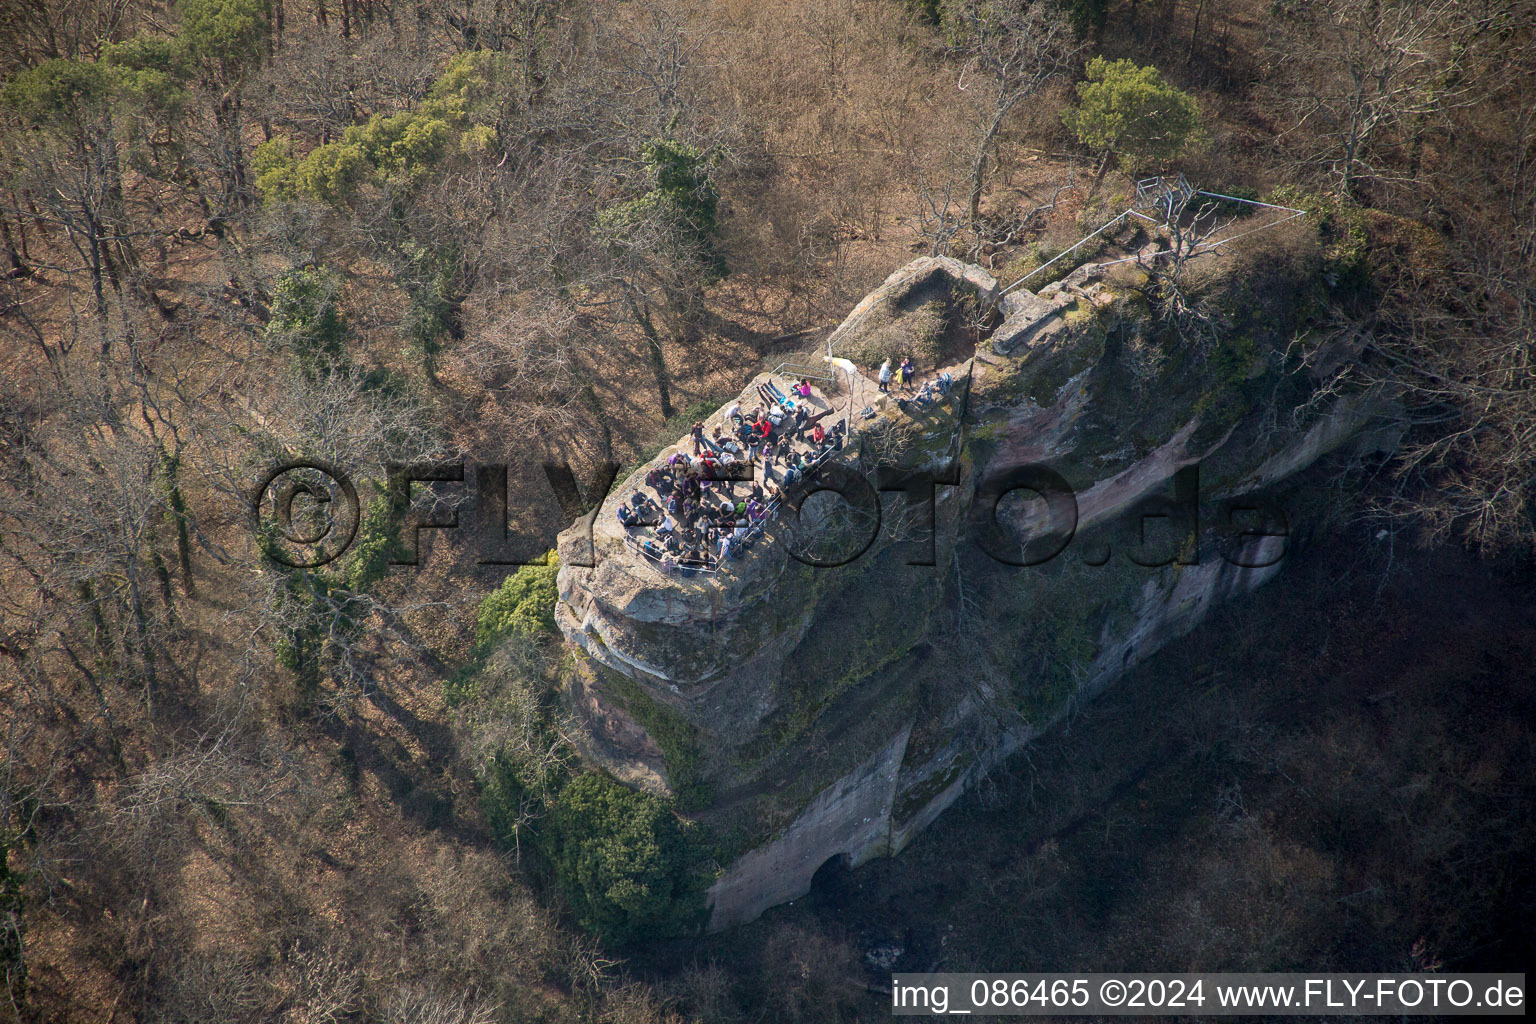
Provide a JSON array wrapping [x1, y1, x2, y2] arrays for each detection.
[[555, 248, 1395, 931]]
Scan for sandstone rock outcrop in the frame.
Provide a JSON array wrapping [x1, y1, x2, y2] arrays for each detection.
[[555, 250, 1393, 930]]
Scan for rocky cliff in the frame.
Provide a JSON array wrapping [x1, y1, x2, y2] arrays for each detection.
[[555, 246, 1395, 930]]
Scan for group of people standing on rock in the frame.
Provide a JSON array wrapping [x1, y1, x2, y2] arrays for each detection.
[[613, 377, 847, 576], [877, 355, 918, 394]]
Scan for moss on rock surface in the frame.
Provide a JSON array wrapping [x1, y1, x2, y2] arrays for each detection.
[[594, 664, 712, 809]]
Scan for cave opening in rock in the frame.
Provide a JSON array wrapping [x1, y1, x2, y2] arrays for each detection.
[[808, 852, 855, 905]]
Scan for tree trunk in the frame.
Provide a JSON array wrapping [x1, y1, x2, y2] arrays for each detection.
[[622, 288, 673, 419], [82, 210, 114, 391], [127, 569, 157, 709], [1186, 0, 1206, 64], [1341, 130, 1358, 198], [580, 379, 614, 463], [968, 106, 1008, 231], [7, 190, 29, 264], [152, 546, 175, 611], [59, 641, 127, 775], [76, 581, 114, 664], [214, 93, 251, 207], [0, 217, 29, 279], [647, 335, 672, 421], [167, 464, 195, 595], [1087, 150, 1114, 201]]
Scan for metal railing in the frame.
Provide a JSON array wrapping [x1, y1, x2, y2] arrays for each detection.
[[770, 361, 839, 386], [621, 178, 1302, 576], [995, 184, 1308, 301], [995, 208, 1154, 300]]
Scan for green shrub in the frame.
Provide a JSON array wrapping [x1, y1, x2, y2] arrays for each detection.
[[1203, 184, 1261, 218], [428, 49, 518, 129], [341, 497, 405, 594], [1193, 331, 1262, 428], [600, 670, 711, 809], [450, 639, 570, 861], [251, 53, 505, 207], [266, 491, 404, 698], [2, 0, 268, 126], [596, 138, 725, 281], [395, 240, 461, 369], [545, 772, 711, 944], [177, 0, 269, 76], [476, 554, 560, 646], [904, 0, 943, 24], [1, 829, 26, 1008], [264, 265, 349, 370], [997, 248, 1044, 291], [0, 57, 113, 124], [292, 141, 371, 207], [1061, 0, 1110, 37], [251, 137, 299, 198], [480, 750, 546, 851], [344, 110, 454, 183], [102, 37, 192, 118]]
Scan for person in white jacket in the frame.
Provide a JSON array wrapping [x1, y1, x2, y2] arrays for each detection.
[[878, 359, 892, 393]]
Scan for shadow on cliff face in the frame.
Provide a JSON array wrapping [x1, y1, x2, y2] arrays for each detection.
[[842, 525, 1534, 970], [628, 524, 1535, 1019]]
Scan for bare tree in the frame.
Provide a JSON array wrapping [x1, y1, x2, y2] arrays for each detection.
[[0, 62, 142, 377], [1274, 0, 1471, 197], [0, 370, 187, 710], [597, 0, 717, 137], [577, 3, 736, 419], [381, 987, 497, 1024], [1134, 189, 1237, 356], [915, 172, 965, 258], [1349, 229, 1536, 553], [943, 0, 1078, 231]]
